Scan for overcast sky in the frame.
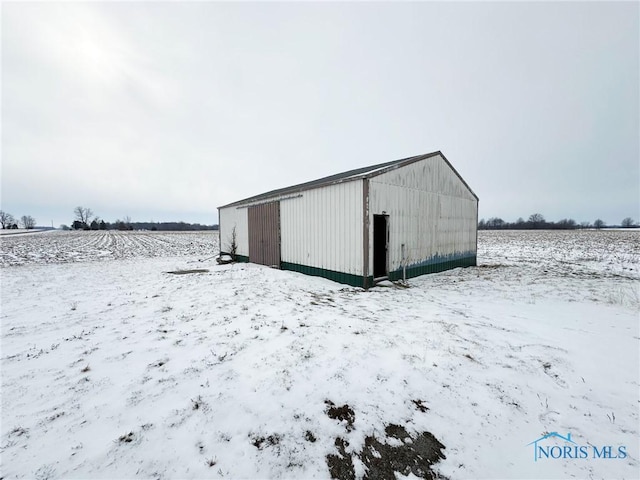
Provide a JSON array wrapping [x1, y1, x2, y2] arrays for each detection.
[[2, 1, 638, 227]]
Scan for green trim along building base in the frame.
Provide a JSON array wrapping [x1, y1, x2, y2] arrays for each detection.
[[388, 253, 476, 282], [220, 252, 476, 288], [280, 262, 366, 288]]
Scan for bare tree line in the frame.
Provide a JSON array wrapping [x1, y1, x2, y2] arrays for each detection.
[[63, 206, 217, 231], [479, 213, 638, 230], [0, 211, 36, 229]]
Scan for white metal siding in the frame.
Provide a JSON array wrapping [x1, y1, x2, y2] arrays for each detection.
[[219, 206, 249, 257], [369, 154, 477, 273], [280, 181, 363, 275]]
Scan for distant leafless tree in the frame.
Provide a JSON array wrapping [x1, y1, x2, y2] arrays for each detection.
[[556, 218, 577, 229], [20, 215, 36, 229], [621, 217, 636, 228], [593, 219, 605, 229], [486, 217, 505, 228], [0, 210, 15, 229], [74, 206, 94, 227], [528, 213, 545, 228]]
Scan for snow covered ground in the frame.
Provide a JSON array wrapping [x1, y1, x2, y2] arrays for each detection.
[[1, 230, 638, 479]]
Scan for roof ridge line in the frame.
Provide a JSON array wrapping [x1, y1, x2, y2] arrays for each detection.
[[217, 151, 442, 209]]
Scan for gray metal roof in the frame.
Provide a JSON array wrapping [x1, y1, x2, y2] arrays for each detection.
[[218, 150, 477, 209]]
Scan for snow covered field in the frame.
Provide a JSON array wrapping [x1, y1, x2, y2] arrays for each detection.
[[0, 230, 216, 267], [1, 230, 638, 479]]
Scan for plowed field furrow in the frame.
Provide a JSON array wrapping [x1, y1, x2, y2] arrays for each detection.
[[0, 231, 218, 267]]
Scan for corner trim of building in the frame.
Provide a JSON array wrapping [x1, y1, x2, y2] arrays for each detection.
[[362, 178, 370, 289]]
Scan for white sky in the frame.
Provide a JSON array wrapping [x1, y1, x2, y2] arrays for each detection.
[[2, 1, 638, 227]]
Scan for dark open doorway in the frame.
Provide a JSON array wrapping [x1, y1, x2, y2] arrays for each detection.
[[373, 214, 388, 279]]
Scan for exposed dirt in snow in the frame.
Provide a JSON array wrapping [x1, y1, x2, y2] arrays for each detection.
[[167, 269, 210, 275], [325, 401, 447, 480]]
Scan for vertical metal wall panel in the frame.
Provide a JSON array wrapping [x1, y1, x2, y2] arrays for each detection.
[[248, 207, 260, 263], [280, 180, 363, 276], [248, 202, 280, 267], [218, 205, 249, 258], [368, 153, 477, 274]]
